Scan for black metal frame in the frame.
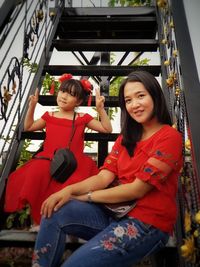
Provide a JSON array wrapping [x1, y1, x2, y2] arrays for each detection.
[[171, 1, 200, 183]]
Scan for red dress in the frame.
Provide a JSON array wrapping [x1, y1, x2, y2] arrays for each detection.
[[4, 112, 98, 224], [100, 125, 183, 234]]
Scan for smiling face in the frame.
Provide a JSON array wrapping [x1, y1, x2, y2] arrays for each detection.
[[124, 81, 155, 125], [57, 90, 81, 111]]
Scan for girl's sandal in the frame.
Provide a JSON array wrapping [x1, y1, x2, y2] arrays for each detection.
[[29, 225, 40, 232]]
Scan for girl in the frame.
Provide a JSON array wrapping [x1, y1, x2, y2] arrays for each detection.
[[4, 74, 112, 229], [32, 71, 183, 267]]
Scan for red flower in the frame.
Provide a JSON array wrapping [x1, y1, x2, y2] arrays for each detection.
[[59, 73, 73, 83], [80, 79, 92, 93], [49, 81, 55, 95], [126, 224, 139, 238], [102, 240, 114, 250]]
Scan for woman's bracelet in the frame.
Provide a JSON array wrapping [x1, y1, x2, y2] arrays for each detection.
[[87, 191, 93, 202]]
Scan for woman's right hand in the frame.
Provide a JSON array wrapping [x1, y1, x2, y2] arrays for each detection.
[[41, 188, 71, 218]]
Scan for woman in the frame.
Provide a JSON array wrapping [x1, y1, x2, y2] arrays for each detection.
[[32, 71, 183, 267]]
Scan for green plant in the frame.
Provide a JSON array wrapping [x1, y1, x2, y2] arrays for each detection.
[[23, 58, 38, 73], [17, 139, 34, 168], [5, 139, 35, 229], [6, 205, 30, 229], [42, 72, 60, 95]]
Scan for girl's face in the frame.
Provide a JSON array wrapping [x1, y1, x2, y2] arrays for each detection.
[[57, 90, 81, 110], [124, 81, 155, 125]]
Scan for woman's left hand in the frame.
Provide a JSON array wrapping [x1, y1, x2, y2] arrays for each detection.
[[95, 88, 105, 112], [41, 188, 71, 218]]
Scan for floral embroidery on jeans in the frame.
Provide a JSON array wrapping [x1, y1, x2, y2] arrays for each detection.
[[93, 222, 140, 251], [32, 243, 51, 266]]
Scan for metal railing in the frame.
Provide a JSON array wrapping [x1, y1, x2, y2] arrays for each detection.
[[0, 0, 64, 197], [156, 0, 200, 266]]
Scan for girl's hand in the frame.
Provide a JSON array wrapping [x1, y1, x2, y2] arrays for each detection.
[[41, 188, 71, 218], [29, 88, 39, 108], [95, 88, 105, 112]]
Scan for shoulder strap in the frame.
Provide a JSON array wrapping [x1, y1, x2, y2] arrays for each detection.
[[67, 112, 76, 149]]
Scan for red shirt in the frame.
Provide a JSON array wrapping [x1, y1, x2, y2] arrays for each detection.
[[100, 125, 183, 233]]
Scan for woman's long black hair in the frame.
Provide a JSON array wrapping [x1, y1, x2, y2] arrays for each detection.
[[119, 71, 172, 157]]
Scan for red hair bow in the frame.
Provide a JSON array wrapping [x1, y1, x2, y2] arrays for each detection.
[[80, 79, 93, 106], [59, 73, 73, 83], [80, 79, 92, 93]]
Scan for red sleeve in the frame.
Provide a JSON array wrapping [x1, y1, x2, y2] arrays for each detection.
[[99, 135, 122, 175], [135, 128, 183, 190], [41, 111, 49, 121], [82, 113, 94, 124]]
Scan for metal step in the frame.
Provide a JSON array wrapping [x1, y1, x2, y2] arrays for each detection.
[[21, 132, 118, 142], [0, 230, 37, 247], [57, 14, 157, 39], [0, 230, 178, 267], [56, 7, 157, 39], [62, 7, 156, 17], [52, 39, 158, 52], [38, 95, 119, 107], [42, 65, 161, 77], [0, 229, 85, 249], [57, 7, 157, 39]]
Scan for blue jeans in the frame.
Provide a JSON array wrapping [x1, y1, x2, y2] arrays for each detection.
[[32, 200, 169, 267]]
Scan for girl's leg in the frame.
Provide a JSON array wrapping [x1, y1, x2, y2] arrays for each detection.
[[61, 217, 169, 267], [32, 200, 110, 267]]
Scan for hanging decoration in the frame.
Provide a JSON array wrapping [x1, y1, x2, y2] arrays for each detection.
[[0, 57, 21, 121], [157, 0, 200, 265]]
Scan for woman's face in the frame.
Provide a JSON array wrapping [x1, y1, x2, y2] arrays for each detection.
[[124, 81, 154, 125]]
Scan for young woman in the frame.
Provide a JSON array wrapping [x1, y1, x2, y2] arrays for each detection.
[[32, 71, 183, 267], [4, 74, 112, 229]]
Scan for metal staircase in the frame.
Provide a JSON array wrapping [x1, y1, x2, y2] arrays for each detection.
[[0, 0, 160, 257], [22, 4, 160, 167]]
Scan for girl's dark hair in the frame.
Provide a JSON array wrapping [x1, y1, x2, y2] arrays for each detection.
[[59, 79, 88, 104], [119, 71, 172, 157]]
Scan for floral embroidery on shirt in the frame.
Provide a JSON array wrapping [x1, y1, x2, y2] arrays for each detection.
[[105, 149, 119, 165], [154, 150, 179, 167], [143, 151, 171, 182], [155, 150, 163, 156], [144, 167, 153, 173], [112, 149, 119, 155], [142, 150, 179, 182], [92, 222, 140, 251], [32, 243, 51, 266], [143, 165, 167, 182]]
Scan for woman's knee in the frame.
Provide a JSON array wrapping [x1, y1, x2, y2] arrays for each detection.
[[43, 200, 94, 227]]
